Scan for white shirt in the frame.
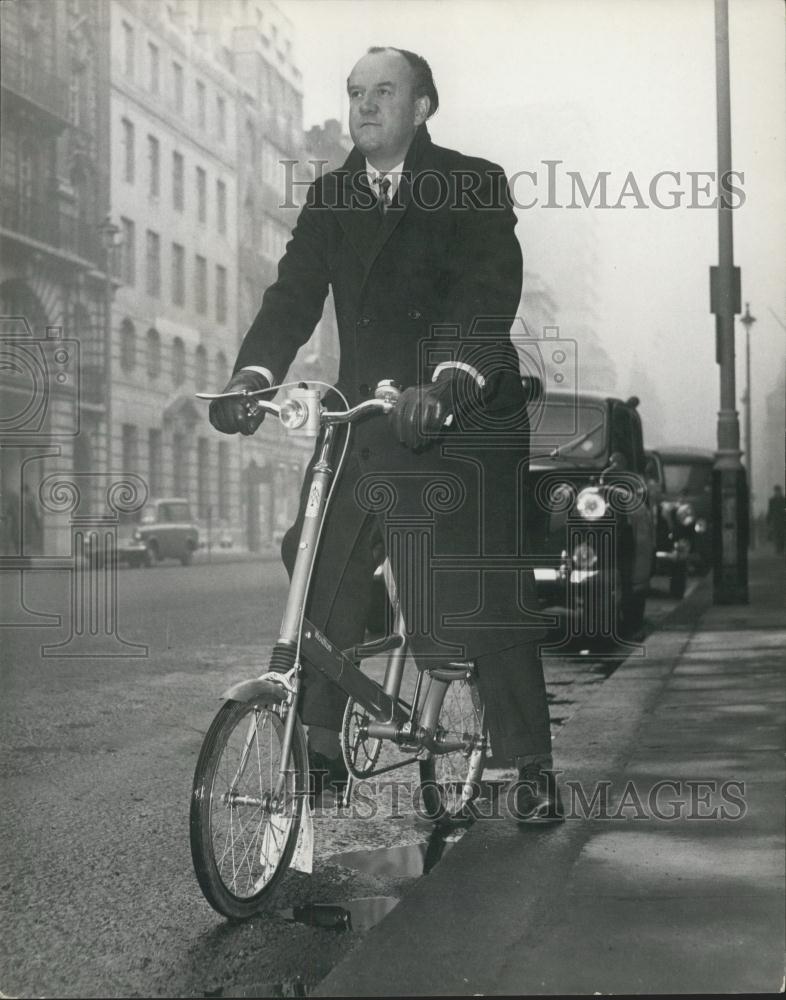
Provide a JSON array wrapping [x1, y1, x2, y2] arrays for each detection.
[[365, 159, 405, 203]]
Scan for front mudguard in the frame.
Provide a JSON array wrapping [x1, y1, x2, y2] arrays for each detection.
[[221, 676, 291, 706]]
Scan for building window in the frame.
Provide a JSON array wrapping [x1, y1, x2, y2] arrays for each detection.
[[215, 265, 227, 324], [122, 20, 134, 78], [172, 61, 184, 114], [195, 344, 208, 385], [217, 179, 227, 235], [195, 255, 207, 314], [217, 441, 229, 519], [245, 119, 256, 166], [172, 336, 186, 385], [120, 319, 136, 373], [146, 328, 161, 379], [216, 95, 226, 141], [69, 62, 84, 127], [171, 243, 185, 306], [148, 428, 162, 496], [173, 432, 186, 496], [172, 151, 184, 211], [196, 166, 206, 223], [120, 217, 136, 285], [122, 424, 139, 473], [196, 79, 206, 129], [148, 41, 159, 94], [197, 437, 210, 518], [147, 135, 160, 198], [215, 350, 228, 388], [146, 230, 161, 298], [122, 118, 135, 183]]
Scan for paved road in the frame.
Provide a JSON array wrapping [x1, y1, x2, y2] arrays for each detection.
[[0, 562, 690, 998]]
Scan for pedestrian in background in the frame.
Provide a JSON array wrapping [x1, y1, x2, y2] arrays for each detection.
[[766, 485, 785, 554]]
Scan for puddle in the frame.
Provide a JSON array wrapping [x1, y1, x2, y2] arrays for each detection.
[[203, 981, 309, 998], [328, 826, 462, 878], [279, 895, 399, 933]]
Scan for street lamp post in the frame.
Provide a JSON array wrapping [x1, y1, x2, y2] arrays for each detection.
[[98, 216, 119, 475], [739, 302, 756, 543], [709, 0, 748, 603]]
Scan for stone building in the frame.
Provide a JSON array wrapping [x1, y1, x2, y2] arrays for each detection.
[[108, 0, 242, 543], [0, 0, 110, 555]]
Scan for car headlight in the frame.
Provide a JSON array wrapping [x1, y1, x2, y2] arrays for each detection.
[[694, 517, 708, 534], [572, 540, 598, 570], [676, 503, 695, 526], [575, 488, 607, 520], [133, 529, 142, 541]]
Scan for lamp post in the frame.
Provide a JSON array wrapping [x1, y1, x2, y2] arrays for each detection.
[[739, 302, 756, 543], [98, 216, 119, 475], [709, 0, 748, 603]]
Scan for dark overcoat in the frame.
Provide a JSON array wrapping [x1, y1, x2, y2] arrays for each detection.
[[236, 125, 545, 662]]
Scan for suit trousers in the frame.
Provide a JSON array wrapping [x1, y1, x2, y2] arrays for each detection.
[[281, 454, 553, 764]]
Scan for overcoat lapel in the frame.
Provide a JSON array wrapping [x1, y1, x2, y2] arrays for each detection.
[[331, 125, 432, 278]]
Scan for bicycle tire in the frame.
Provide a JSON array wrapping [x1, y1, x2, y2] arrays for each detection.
[[190, 698, 308, 919], [417, 672, 485, 824]]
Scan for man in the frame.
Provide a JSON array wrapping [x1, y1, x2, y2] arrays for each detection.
[[766, 485, 784, 554], [210, 47, 561, 822]]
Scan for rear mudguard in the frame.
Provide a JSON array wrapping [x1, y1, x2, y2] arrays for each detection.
[[221, 677, 289, 705]]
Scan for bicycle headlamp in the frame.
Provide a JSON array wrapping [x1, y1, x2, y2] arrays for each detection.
[[676, 503, 695, 526], [576, 488, 607, 520], [279, 398, 309, 430]]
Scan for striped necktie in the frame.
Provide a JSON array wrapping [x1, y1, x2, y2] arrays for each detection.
[[372, 175, 392, 214]]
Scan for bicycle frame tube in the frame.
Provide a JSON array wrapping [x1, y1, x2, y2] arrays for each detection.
[[278, 424, 338, 646]]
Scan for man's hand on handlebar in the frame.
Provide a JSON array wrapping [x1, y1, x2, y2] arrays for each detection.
[[392, 369, 481, 451], [209, 370, 271, 435]]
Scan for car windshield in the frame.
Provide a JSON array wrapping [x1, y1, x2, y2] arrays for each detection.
[[663, 462, 712, 495], [529, 401, 607, 460]]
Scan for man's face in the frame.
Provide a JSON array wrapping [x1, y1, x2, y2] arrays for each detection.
[[347, 50, 429, 169]]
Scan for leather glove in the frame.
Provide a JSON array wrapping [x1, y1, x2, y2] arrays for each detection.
[[209, 369, 271, 435], [393, 368, 482, 451]]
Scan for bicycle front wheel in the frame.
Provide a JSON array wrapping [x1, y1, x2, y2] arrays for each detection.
[[418, 672, 485, 824], [190, 699, 307, 919]]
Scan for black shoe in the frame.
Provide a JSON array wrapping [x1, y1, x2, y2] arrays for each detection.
[[510, 764, 564, 824], [308, 749, 349, 803]]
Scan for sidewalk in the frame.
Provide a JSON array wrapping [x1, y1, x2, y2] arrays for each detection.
[[317, 551, 785, 996]]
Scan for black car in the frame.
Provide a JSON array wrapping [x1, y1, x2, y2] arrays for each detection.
[[645, 449, 690, 598], [527, 390, 655, 641], [651, 447, 714, 573]]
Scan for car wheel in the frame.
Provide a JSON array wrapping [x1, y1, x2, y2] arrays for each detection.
[[180, 548, 193, 567], [669, 561, 687, 599], [144, 543, 156, 568]]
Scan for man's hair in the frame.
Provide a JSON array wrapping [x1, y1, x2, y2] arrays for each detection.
[[367, 46, 439, 118]]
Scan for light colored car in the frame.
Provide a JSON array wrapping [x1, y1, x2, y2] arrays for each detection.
[[119, 497, 200, 567]]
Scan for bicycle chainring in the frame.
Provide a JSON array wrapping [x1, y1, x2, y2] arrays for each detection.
[[340, 699, 382, 779]]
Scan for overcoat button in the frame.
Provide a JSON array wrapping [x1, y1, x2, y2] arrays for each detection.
[[407, 309, 422, 320]]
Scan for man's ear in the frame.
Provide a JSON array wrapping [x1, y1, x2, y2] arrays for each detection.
[[414, 95, 431, 125]]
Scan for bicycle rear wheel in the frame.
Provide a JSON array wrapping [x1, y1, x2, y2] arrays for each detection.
[[190, 699, 307, 919], [418, 672, 485, 824]]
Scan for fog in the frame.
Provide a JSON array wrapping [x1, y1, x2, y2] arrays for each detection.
[[282, 0, 786, 510]]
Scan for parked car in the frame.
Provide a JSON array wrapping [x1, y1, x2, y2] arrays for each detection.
[[645, 449, 690, 597], [118, 497, 200, 567], [526, 390, 655, 640], [651, 447, 714, 573]]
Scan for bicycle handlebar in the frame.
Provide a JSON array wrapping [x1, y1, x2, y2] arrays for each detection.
[[196, 379, 402, 432]]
